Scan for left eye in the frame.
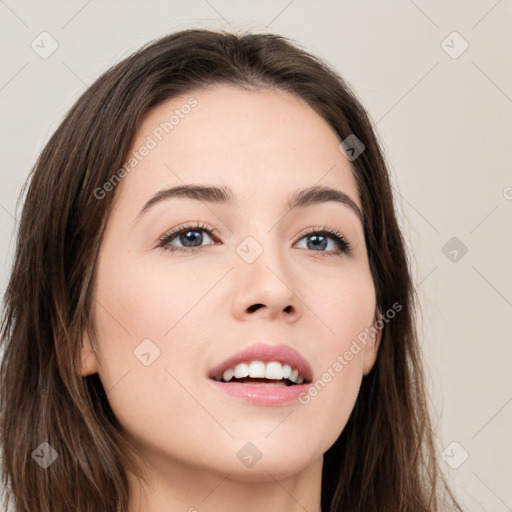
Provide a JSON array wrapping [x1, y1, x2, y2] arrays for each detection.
[[157, 223, 351, 255]]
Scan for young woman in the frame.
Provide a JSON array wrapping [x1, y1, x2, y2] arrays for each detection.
[[0, 29, 464, 512]]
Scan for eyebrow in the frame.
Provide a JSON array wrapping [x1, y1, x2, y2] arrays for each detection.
[[135, 184, 364, 225]]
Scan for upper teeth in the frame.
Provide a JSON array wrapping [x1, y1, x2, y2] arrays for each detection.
[[221, 361, 304, 384]]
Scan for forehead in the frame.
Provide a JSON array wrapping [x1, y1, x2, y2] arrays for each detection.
[[113, 84, 361, 215]]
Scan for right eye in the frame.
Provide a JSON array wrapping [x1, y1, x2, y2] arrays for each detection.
[[157, 223, 218, 253]]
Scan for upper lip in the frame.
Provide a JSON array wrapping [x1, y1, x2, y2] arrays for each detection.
[[208, 342, 313, 382]]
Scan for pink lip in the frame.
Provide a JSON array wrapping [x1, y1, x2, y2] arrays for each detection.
[[207, 342, 314, 382], [208, 379, 311, 406]]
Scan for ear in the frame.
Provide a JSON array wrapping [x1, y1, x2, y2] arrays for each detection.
[[362, 322, 382, 376], [77, 330, 100, 377]]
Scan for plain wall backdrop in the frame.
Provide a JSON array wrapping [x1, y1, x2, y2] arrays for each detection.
[[1, 1, 511, 511]]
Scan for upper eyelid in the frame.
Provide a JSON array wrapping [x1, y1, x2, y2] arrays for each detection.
[[160, 224, 345, 240], [158, 223, 350, 251]]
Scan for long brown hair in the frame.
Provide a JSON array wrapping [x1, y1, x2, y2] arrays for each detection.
[[0, 28, 463, 512]]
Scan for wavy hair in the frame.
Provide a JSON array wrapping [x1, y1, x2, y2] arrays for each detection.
[[0, 28, 463, 511]]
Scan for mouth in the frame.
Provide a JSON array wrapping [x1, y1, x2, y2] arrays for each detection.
[[207, 344, 313, 406], [209, 360, 310, 387]]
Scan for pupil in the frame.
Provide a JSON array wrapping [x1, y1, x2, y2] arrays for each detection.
[[308, 234, 326, 250], [181, 230, 202, 246], [179, 231, 328, 250]]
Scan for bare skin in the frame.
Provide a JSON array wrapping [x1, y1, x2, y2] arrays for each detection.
[[79, 84, 381, 512]]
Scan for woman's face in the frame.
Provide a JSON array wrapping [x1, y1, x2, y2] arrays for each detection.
[[80, 84, 381, 482]]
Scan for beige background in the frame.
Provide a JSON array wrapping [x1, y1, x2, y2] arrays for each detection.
[[1, 1, 511, 510]]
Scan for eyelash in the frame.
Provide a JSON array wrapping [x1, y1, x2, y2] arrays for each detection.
[[156, 222, 352, 257]]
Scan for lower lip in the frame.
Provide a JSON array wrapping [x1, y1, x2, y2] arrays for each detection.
[[208, 379, 310, 406]]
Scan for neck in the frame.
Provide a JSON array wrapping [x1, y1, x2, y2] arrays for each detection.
[[127, 452, 323, 512]]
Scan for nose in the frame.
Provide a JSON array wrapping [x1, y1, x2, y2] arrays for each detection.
[[230, 237, 304, 323]]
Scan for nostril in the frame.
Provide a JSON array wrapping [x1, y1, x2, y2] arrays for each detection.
[[248, 304, 264, 313]]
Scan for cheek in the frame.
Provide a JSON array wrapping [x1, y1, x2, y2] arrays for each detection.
[[93, 253, 213, 341], [90, 253, 214, 397], [90, 256, 218, 457], [331, 282, 376, 345], [304, 258, 376, 344], [295, 265, 375, 433]]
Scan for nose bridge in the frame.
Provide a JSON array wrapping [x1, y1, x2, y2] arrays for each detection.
[[230, 225, 303, 320]]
